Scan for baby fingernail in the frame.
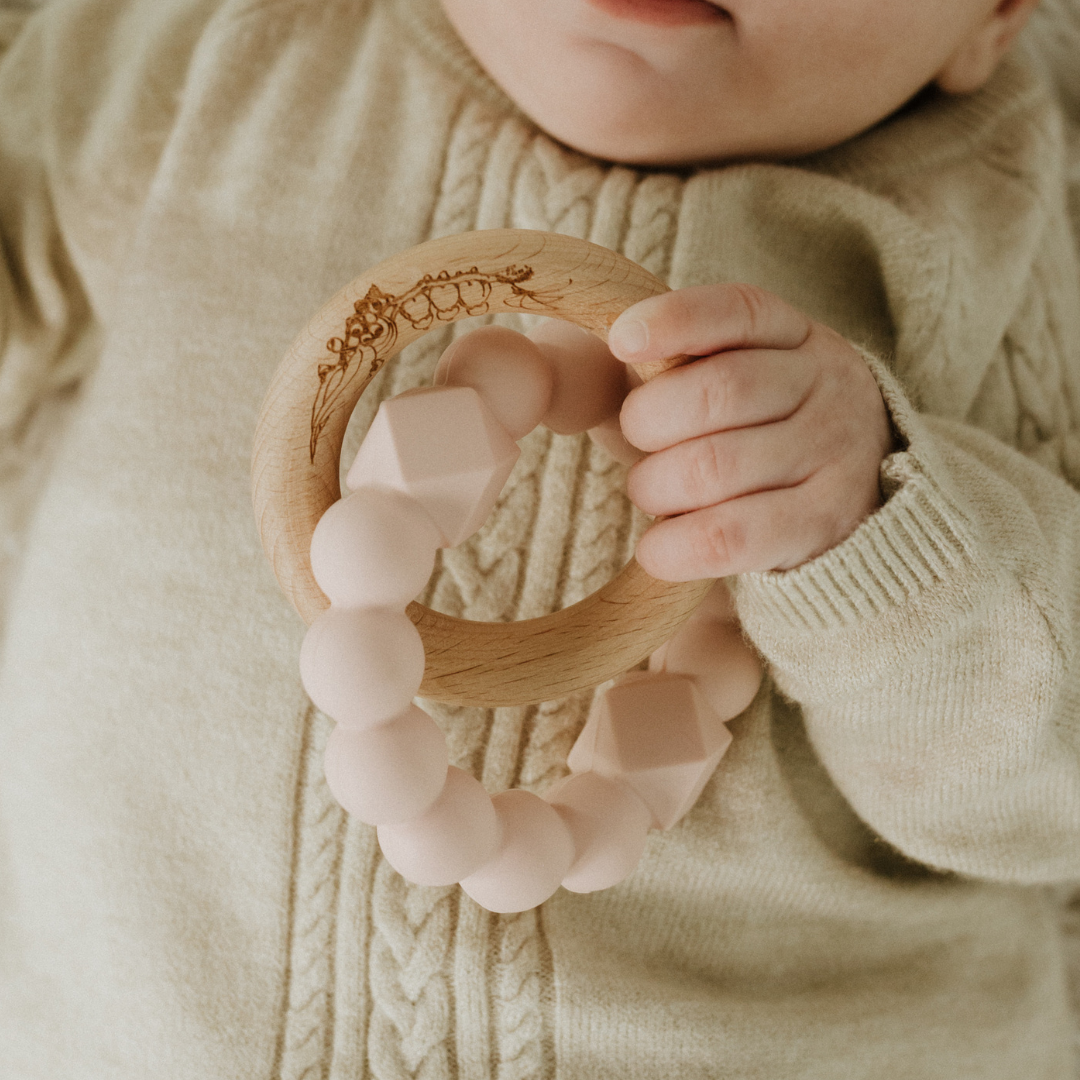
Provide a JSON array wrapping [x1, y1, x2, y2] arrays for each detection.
[[610, 318, 648, 357]]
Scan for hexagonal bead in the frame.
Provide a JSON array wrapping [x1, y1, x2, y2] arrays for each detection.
[[345, 385, 520, 548], [567, 672, 733, 830], [648, 617, 763, 722]]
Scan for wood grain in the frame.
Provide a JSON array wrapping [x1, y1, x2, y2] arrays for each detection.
[[252, 229, 712, 706]]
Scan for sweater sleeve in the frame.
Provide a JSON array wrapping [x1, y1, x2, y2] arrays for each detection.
[[732, 354, 1080, 885], [0, 0, 218, 604], [0, 0, 225, 413], [0, 4, 94, 446]]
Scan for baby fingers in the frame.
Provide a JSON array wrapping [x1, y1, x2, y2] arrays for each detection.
[[608, 283, 811, 367], [626, 410, 831, 517], [620, 348, 816, 452], [634, 476, 867, 580]]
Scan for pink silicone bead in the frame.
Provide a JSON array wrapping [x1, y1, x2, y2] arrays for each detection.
[[544, 772, 651, 893], [568, 672, 733, 830], [459, 789, 574, 913], [377, 766, 500, 886], [299, 607, 425, 728], [528, 320, 629, 435], [690, 580, 738, 624], [650, 618, 763, 721], [433, 326, 554, 440], [310, 487, 441, 609], [587, 413, 646, 467], [323, 706, 449, 825], [345, 385, 520, 547]]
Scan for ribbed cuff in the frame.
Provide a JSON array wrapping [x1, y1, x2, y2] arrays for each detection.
[[731, 348, 985, 694], [734, 464, 977, 633]]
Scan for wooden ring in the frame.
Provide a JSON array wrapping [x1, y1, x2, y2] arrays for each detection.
[[252, 229, 712, 707]]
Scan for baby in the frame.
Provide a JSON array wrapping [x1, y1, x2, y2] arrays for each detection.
[[0, 0, 1077, 1078], [440, 0, 1035, 584]]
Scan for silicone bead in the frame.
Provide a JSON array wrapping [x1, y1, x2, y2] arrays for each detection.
[[690, 580, 738, 624], [544, 772, 651, 893], [433, 326, 554, 440], [299, 607, 425, 728], [310, 487, 441, 609], [345, 385, 520, 547], [377, 766, 501, 886], [587, 413, 646, 467], [568, 672, 733, 830], [528, 320, 629, 435], [459, 790, 574, 913], [649, 618, 763, 721], [323, 706, 449, 825]]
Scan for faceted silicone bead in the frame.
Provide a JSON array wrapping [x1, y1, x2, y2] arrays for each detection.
[[377, 767, 500, 886], [528, 320, 629, 435], [299, 607, 425, 728], [568, 672, 733, 830], [544, 772, 652, 893], [344, 385, 520, 547], [310, 487, 441, 609], [649, 617, 763, 721], [433, 326, 554, 440], [323, 706, 449, 825], [459, 790, 574, 913]]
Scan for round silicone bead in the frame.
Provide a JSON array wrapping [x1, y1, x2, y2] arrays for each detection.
[[650, 618, 762, 721], [587, 413, 646, 467], [544, 772, 652, 893], [459, 789, 575, 913], [528, 319, 629, 435], [433, 326, 554, 440], [377, 766, 501, 886], [299, 607, 425, 728], [323, 706, 449, 825], [310, 487, 441, 609]]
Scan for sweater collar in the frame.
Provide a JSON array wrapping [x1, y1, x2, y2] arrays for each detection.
[[382, 0, 523, 116], [382, 0, 1046, 188]]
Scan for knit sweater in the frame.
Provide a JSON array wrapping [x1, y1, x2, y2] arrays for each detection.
[[1, 0, 1079, 1076]]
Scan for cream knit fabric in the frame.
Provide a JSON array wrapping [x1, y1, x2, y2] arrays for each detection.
[[1, 1, 1080, 1077]]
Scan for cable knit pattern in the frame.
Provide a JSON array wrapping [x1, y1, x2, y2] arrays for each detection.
[[430, 99, 500, 241], [512, 137, 607, 237], [278, 706, 347, 1080], [491, 911, 547, 1080], [967, 190, 1080, 496], [368, 864, 457, 1080], [622, 174, 685, 283]]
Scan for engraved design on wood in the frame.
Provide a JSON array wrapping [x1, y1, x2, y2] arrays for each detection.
[[310, 264, 556, 461]]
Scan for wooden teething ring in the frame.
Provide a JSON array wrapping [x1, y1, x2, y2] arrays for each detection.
[[252, 229, 712, 707]]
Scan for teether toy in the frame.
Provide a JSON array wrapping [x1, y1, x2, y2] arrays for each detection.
[[253, 229, 763, 912]]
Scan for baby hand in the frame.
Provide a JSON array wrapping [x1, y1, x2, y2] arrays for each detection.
[[608, 284, 895, 581]]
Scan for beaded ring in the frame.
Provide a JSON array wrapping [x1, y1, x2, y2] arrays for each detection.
[[252, 230, 714, 705], [253, 231, 763, 911]]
